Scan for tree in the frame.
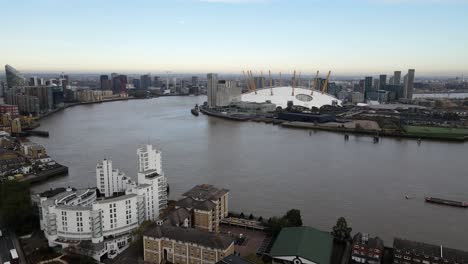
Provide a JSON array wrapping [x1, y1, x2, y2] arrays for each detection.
[[258, 216, 263, 222], [331, 217, 352, 242], [249, 214, 254, 220], [239, 212, 245, 219], [284, 209, 302, 227], [0, 181, 36, 235]]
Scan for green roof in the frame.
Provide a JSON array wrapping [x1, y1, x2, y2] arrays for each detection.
[[270, 227, 333, 264]]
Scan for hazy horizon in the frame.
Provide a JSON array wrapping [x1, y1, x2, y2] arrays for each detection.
[[1, 0, 468, 75]]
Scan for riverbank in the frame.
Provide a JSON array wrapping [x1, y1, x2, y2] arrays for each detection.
[[19, 164, 68, 184]]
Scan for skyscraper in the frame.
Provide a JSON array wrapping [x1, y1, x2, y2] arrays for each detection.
[[140, 74, 152, 90], [379, 75, 387, 90], [100, 75, 110, 90], [5, 64, 25, 88], [207, 73, 218, 108], [364, 77, 373, 100], [393, 71, 401, 85], [404, 69, 415, 100], [191, 76, 199, 87]]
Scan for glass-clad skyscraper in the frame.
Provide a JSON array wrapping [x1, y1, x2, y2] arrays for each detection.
[[5, 64, 25, 88]]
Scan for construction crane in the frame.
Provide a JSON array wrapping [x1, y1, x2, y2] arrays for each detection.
[[269, 70, 273, 96], [321, 71, 331, 94], [292, 70, 297, 96], [243, 70, 250, 92], [312, 70, 319, 95]]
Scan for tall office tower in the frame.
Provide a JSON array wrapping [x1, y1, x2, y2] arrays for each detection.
[[5, 64, 26, 88], [379, 75, 387, 90], [364, 77, 373, 92], [112, 74, 128, 94], [153, 76, 161, 87], [96, 159, 133, 198], [100, 75, 109, 90], [207, 73, 219, 108], [38, 78, 44, 86], [29, 77, 38, 86], [404, 69, 415, 100], [140, 74, 152, 90], [136, 145, 168, 219], [132, 79, 141, 90], [192, 76, 199, 87], [393, 71, 401, 85]]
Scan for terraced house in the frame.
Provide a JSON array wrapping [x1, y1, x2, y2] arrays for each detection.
[[143, 225, 235, 264]]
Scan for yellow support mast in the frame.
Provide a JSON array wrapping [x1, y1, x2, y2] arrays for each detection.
[[269, 70, 273, 96], [292, 70, 296, 96], [312, 70, 319, 95], [243, 70, 250, 92], [321, 71, 331, 94], [249, 70, 257, 94]]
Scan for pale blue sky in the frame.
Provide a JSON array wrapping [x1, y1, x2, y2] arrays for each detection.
[[1, 0, 467, 75]]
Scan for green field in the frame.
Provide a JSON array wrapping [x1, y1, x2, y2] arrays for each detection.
[[404, 126, 468, 139]]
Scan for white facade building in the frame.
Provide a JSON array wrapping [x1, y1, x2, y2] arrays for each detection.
[[96, 159, 133, 197], [32, 145, 167, 261]]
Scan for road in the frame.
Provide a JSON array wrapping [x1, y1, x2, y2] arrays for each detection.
[[0, 228, 15, 263]]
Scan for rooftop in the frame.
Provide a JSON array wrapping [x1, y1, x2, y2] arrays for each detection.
[[182, 184, 228, 201], [144, 225, 234, 250], [242, 87, 341, 109], [394, 238, 468, 263], [176, 197, 216, 211], [164, 207, 191, 227], [353, 233, 384, 249], [270, 226, 333, 264]]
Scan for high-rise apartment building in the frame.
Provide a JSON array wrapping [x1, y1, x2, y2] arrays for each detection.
[[403, 69, 415, 100], [393, 71, 401, 85], [32, 145, 168, 261]]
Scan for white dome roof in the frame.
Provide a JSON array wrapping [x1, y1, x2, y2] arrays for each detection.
[[241, 86, 341, 109]]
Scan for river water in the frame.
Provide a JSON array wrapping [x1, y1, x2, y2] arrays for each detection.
[[31, 96, 468, 249]]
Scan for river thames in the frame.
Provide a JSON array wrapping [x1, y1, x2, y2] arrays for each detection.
[[31, 96, 468, 249]]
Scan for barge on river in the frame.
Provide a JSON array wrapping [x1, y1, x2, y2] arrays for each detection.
[[425, 197, 468, 208]]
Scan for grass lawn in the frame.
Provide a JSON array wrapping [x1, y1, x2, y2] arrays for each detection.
[[404, 126, 468, 139]]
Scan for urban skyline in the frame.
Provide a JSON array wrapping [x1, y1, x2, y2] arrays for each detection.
[[1, 0, 468, 75]]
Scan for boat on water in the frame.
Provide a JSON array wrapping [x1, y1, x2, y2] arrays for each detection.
[[191, 104, 199, 116], [425, 197, 468, 208]]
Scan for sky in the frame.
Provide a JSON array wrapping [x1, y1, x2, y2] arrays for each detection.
[[1, 0, 467, 76]]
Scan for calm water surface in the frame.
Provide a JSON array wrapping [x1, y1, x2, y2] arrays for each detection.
[[31, 96, 468, 249]]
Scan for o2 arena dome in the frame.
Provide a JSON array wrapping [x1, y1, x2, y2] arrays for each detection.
[[241, 86, 341, 109]]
